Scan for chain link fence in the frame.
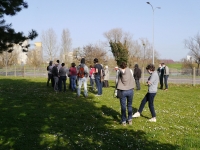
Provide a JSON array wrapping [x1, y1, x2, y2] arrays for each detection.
[[0, 66, 200, 85]]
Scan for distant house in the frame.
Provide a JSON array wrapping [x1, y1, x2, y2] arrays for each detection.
[[13, 40, 29, 65], [186, 55, 193, 62], [14, 41, 43, 65]]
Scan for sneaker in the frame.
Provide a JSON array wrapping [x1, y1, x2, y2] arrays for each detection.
[[128, 120, 132, 125], [132, 112, 140, 118], [95, 94, 101, 96], [164, 89, 168, 91], [149, 118, 156, 122], [122, 122, 126, 126]]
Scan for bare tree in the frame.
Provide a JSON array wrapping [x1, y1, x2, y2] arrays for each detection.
[[104, 28, 134, 66], [0, 50, 19, 67], [73, 44, 107, 66], [41, 28, 58, 61], [60, 29, 72, 65], [184, 33, 200, 70]]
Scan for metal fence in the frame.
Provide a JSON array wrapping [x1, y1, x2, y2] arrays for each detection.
[[0, 66, 200, 85]]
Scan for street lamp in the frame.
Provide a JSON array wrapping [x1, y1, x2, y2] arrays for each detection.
[[142, 43, 146, 67], [146, 2, 161, 64]]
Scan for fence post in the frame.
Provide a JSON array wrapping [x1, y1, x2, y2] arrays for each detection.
[[14, 66, 16, 77], [34, 67, 36, 78], [142, 67, 144, 84], [193, 67, 195, 86], [23, 66, 25, 77]]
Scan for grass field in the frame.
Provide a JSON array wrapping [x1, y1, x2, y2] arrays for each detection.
[[0, 76, 199, 150], [166, 63, 182, 70]]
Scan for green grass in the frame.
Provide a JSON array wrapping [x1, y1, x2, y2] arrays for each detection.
[[0, 76, 199, 150], [167, 63, 182, 70]]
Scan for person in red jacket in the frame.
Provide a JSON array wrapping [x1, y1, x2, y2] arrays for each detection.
[[89, 65, 96, 91], [69, 62, 77, 92]]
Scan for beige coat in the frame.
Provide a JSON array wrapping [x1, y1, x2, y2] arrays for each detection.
[[104, 68, 109, 80]]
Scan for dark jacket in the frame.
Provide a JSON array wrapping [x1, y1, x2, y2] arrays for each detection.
[[52, 66, 59, 77], [133, 64, 141, 80], [157, 67, 164, 77]]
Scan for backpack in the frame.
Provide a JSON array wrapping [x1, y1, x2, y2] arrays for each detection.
[[77, 65, 85, 78]]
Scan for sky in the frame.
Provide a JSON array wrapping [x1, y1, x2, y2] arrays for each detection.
[[4, 0, 200, 61]]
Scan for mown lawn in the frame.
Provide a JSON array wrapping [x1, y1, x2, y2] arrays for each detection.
[[166, 63, 182, 70], [0, 76, 199, 150]]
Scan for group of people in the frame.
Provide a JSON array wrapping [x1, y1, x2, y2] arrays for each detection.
[[47, 60, 69, 92], [116, 62, 169, 126], [46, 58, 110, 97], [47, 59, 169, 126], [115, 62, 159, 126]]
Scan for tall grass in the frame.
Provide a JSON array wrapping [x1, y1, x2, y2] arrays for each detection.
[[0, 77, 199, 150]]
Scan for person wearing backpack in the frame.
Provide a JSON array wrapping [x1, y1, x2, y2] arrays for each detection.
[[77, 58, 89, 97]]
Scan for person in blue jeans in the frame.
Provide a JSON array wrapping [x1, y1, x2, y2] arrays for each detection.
[[76, 58, 89, 97], [59, 63, 68, 92], [132, 64, 159, 122], [116, 62, 135, 126], [94, 58, 103, 96], [69, 63, 77, 92]]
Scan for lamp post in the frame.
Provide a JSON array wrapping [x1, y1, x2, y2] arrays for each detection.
[[146, 2, 161, 64], [142, 43, 146, 67]]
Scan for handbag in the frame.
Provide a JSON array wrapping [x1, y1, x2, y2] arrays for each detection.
[[116, 89, 122, 99]]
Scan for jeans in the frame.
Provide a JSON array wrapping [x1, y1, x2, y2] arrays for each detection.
[[120, 89, 134, 123], [164, 75, 169, 89], [70, 75, 77, 91], [138, 93, 156, 117], [95, 75, 102, 95], [54, 76, 59, 91], [159, 75, 164, 89], [90, 77, 96, 90], [135, 79, 140, 90], [59, 76, 66, 91], [77, 77, 88, 96]]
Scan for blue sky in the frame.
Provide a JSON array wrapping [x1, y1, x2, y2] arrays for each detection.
[[5, 0, 200, 61]]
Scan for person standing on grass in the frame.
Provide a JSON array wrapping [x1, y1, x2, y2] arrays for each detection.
[[133, 64, 141, 90], [117, 62, 135, 126], [163, 63, 169, 91], [77, 58, 89, 97], [89, 65, 96, 91], [103, 65, 110, 87], [157, 63, 164, 89], [52, 62, 59, 92], [114, 66, 119, 97], [47, 61, 53, 87], [58, 63, 68, 92], [132, 64, 159, 122], [94, 58, 103, 96], [69, 62, 77, 92]]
